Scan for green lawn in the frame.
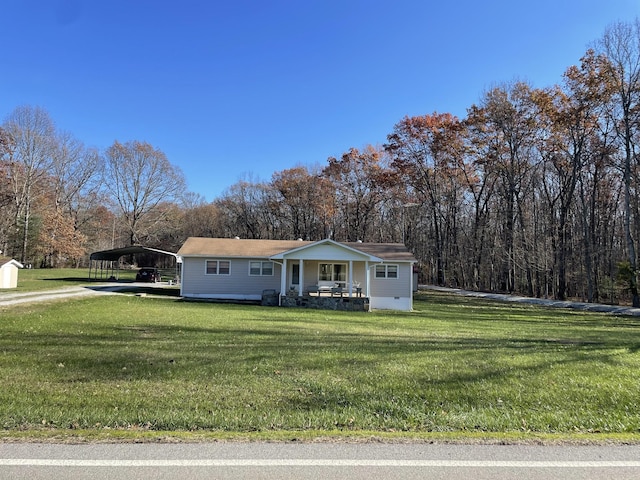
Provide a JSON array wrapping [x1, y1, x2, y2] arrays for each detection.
[[6, 267, 136, 292], [1, 286, 640, 442]]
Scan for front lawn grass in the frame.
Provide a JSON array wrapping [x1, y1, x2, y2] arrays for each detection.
[[1, 290, 640, 442], [5, 268, 136, 292]]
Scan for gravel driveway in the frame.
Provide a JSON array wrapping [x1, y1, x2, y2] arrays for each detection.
[[0, 284, 143, 307], [424, 285, 640, 317]]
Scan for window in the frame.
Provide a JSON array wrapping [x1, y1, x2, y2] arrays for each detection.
[[319, 263, 346, 283], [206, 260, 230, 275], [249, 261, 274, 276], [375, 264, 398, 279]]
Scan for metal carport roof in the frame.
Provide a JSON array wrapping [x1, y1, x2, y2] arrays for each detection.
[[89, 246, 180, 262], [88, 246, 181, 281]]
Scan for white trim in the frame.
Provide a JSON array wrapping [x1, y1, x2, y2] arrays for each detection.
[[318, 262, 348, 284], [270, 238, 383, 262], [205, 259, 231, 275], [0, 259, 23, 269], [299, 260, 304, 296], [248, 261, 274, 276], [375, 263, 399, 279], [365, 260, 371, 301], [280, 258, 287, 305]]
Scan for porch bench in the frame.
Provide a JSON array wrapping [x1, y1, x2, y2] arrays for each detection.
[[316, 281, 337, 293]]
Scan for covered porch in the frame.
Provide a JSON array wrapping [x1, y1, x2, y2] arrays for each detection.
[[269, 240, 383, 311]]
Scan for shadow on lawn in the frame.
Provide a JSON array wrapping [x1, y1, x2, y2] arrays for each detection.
[[94, 285, 182, 297], [4, 313, 640, 433], [42, 277, 95, 282], [5, 319, 638, 383]]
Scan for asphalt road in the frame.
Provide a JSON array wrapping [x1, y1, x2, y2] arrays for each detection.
[[1, 443, 640, 480]]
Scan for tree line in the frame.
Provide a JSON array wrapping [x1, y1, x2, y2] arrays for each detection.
[[2, 20, 640, 305]]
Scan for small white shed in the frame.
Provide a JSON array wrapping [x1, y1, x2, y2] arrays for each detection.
[[0, 257, 24, 289]]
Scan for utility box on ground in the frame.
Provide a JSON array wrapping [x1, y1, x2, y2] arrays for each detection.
[[0, 257, 24, 289]]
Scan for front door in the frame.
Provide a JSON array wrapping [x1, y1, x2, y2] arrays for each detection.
[[290, 263, 300, 291]]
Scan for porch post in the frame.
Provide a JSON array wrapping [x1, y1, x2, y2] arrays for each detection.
[[365, 261, 371, 298], [299, 260, 304, 296], [280, 258, 287, 305], [348, 260, 353, 296]]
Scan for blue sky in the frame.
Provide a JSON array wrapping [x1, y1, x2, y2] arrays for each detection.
[[2, 0, 639, 201]]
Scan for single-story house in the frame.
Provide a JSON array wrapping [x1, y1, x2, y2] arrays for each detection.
[[0, 256, 24, 289], [177, 237, 417, 311]]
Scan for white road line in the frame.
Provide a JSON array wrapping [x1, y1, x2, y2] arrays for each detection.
[[1, 459, 640, 468]]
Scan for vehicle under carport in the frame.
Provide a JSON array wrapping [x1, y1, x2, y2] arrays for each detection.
[[88, 246, 181, 283]]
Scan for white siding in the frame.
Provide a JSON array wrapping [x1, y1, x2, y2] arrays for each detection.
[[369, 262, 413, 311], [369, 296, 413, 311], [0, 264, 19, 289], [181, 257, 281, 300]]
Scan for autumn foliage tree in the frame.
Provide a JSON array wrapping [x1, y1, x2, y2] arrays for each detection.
[[323, 146, 392, 242], [35, 203, 87, 267], [271, 166, 333, 240], [386, 113, 465, 285]]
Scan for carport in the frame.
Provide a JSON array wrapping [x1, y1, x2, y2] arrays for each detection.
[[88, 246, 181, 282]]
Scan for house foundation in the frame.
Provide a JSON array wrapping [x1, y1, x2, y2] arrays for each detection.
[[278, 294, 369, 311]]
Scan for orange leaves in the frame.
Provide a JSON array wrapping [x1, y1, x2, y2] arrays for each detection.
[[35, 206, 87, 266], [385, 112, 466, 191]]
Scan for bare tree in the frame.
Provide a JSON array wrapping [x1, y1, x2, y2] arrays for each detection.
[[470, 83, 539, 293], [50, 131, 102, 214], [214, 177, 272, 239], [103, 140, 186, 246], [0, 127, 16, 255], [3, 106, 56, 263], [532, 51, 614, 301], [595, 19, 640, 306]]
